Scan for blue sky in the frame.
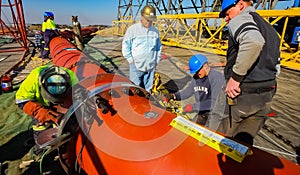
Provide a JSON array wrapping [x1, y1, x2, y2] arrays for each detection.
[[22, 1, 119, 26], [21, 0, 296, 26]]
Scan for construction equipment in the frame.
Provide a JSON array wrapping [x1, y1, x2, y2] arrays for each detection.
[[0, 0, 28, 52]]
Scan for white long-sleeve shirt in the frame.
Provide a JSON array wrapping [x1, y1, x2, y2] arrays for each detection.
[[122, 22, 162, 72]]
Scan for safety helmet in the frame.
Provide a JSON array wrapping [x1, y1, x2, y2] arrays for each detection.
[[141, 4, 157, 21], [189, 54, 208, 74], [219, 0, 239, 18], [39, 66, 71, 104], [44, 11, 54, 17]]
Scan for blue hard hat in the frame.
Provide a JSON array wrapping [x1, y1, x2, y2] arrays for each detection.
[[189, 54, 208, 74], [44, 11, 54, 17], [219, 0, 238, 18]]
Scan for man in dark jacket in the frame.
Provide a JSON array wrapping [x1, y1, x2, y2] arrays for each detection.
[[212, 0, 280, 145]]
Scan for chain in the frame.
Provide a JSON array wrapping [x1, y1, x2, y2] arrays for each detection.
[[262, 124, 298, 151]]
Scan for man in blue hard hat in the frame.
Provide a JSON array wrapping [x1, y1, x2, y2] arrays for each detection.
[[42, 11, 60, 60], [165, 54, 225, 125], [211, 0, 280, 145]]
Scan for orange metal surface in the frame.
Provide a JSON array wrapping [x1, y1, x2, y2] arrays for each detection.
[[50, 37, 300, 175], [50, 37, 106, 79]]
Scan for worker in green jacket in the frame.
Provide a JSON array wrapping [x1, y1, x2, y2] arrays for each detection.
[[15, 65, 78, 154]]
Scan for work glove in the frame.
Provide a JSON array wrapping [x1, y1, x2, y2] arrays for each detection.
[[183, 104, 193, 113], [162, 93, 175, 102], [56, 104, 68, 114], [23, 101, 62, 124], [35, 108, 61, 123]]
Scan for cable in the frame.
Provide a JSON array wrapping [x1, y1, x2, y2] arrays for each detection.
[[253, 145, 299, 158], [255, 131, 298, 159], [259, 130, 295, 155], [39, 148, 48, 175]]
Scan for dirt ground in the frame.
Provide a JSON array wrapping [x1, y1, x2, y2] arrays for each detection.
[[0, 28, 299, 174]]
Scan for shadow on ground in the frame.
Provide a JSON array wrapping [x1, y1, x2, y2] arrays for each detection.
[[0, 129, 34, 162], [0, 129, 67, 175]]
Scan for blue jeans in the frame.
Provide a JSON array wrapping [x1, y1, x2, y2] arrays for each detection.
[[129, 63, 155, 92]]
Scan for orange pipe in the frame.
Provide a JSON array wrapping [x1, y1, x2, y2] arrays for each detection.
[[50, 36, 106, 80], [50, 37, 300, 175]]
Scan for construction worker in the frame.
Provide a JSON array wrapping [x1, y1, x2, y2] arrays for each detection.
[[211, 0, 279, 145], [42, 12, 60, 59], [15, 65, 78, 154], [122, 4, 162, 92], [165, 54, 225, 125]]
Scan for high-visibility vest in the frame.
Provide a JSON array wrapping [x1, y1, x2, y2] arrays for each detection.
[[43, 19, 57, 31], [15, 65, 78, 106]]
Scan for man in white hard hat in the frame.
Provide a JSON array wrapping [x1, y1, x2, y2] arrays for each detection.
[[122, 4, 162, 92]]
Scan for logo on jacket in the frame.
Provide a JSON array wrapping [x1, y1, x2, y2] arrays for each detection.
[[194, 86, 208, 94]]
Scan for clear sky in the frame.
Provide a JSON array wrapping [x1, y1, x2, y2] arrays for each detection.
[[21, 0, 296, 26], [22, 1, 119, 26]]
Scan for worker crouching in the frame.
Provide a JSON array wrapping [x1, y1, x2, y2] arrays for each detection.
[[15, 65, 78, 155], [164, 54, 225, 126]]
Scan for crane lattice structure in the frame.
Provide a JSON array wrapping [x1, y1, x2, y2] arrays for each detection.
[[255, 0, 280, 10], [118, 0, 222, 21], [115, 0, 300, 71], [0, 0, 27, 53], [117, 0, 283, 21]]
